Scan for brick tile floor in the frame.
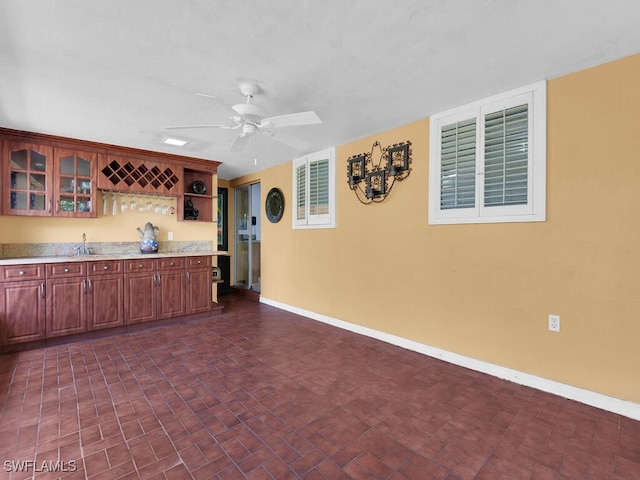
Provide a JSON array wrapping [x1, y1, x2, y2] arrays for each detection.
[[1, 294, 639, 479]]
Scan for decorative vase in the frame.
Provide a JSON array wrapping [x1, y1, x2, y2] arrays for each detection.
[[136, 222, 160, 254]]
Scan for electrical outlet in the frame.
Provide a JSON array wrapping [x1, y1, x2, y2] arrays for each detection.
[[548, 314, 560, 332], [168, 232, 174, 240]]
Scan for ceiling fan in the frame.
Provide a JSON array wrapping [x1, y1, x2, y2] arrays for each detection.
[[166, 82, 322, 152]]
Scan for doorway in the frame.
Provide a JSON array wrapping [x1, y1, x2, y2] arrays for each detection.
[[234, 183, 261, 291]]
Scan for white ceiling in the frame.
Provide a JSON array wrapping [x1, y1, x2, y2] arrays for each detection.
[[2, 1, 640, 180]]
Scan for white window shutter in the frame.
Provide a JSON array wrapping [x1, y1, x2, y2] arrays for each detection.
[[294, 159, 307, 226], [429, 81, 546, 224], [440, 118, 477, 210], [483, 104, 529, 207], [292, 148, 336, 229]]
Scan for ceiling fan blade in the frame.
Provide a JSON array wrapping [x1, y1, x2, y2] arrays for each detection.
[[230, 133, 251, 152], [262, 130, 311, 151], [260, 110, 321, 128], [164, 124, 236, 130]]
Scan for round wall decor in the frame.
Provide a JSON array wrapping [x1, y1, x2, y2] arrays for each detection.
[[265, 187, 284, 223]]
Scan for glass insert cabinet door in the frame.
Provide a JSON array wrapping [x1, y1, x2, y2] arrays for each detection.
[[2, 142, 53, 216], [54, 149, 97, 217]]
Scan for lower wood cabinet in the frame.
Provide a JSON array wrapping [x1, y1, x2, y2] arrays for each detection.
[[46, 275, 87, 337], [46, 260, 124, 337], [186, 256, 212, 315], [1, 255, 212, 345], [157, 257, 186, 320], [87, 260, 124, 330], [0, 264, 46, 344], [124, 258, 157, 324], [124, 256, 199, 325]]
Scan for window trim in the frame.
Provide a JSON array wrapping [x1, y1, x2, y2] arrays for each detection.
[[292, 147, 336, 229], [429, 81, 546, 225]]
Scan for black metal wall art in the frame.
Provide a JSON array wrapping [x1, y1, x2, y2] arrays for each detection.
[[347, 140, 412, 204]]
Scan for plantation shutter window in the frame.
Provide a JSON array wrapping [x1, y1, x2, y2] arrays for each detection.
[[296, 163, 306, 221], [440, 118, 476, 210], [483, 104, 529, 207], [292, 148, 336, 229], [309, 159, 329, 216], [429, 81, 546, 224]]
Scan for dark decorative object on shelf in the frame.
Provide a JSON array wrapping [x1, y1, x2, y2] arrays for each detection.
[[265, 187, 285, 223], [191, 180, 207, 195], [184, 198, 199, 220], [347, 140, 412, 204]]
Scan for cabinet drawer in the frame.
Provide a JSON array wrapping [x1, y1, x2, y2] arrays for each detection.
[[187, 256, 211, 268], [158, 257, 184, 270], [1, 264, 45, 282], [47, 262, 86, 278], [126, 259, 156, 273], [89, 260, 124, 275]]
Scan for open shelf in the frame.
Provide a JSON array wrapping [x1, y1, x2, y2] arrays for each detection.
[[179, 169, 215, 222]]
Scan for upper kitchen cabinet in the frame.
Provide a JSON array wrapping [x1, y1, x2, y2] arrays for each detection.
[[54, 148, 98, 218], [1, 127, 220, 218], [2, 141, 54, 216], [1, 141, 98, 218]]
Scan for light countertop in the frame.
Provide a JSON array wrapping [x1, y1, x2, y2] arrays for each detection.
[[0, 251, 229, 266]]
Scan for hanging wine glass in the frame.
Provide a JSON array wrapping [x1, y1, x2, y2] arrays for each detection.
[[102, 191, 109, 216], [120, 193, 129, 213], [111, 192, 118, 216]]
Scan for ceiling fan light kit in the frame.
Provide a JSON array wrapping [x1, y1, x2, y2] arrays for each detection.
[[166, 82, 322, 154]]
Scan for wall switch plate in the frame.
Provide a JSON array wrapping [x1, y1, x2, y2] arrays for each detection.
[[168, 232, 174, 240], [548, 314, 560, 332]]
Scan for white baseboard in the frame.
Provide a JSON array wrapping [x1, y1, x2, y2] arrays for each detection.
[[260, 296, 640, 421]]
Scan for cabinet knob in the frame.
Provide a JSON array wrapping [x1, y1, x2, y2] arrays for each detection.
[[197, 260, 201, 264], [138, 264, 143, 268], [103, 266, 109, 270], [19, 270, 25, 275], [64, 268, 69, 273], [169, 262, 174, 266]]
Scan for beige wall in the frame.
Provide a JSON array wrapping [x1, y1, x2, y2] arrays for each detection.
[[252, 53, 640, 404]]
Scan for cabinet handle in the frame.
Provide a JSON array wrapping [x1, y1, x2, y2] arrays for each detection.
[[186, 271, 190, 283], [40, 283, 45, 299], [88, 279, 93, 293], [56, 199, 60, 213], [156, 273, 161, 286], [82, 279, 86, 294], [48, 198, 52, 214]]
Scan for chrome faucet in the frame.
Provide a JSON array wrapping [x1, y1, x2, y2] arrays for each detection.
[[74, 233, 91, 255]]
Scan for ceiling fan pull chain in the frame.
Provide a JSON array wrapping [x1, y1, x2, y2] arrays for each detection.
[[254, 131, 258, 165]]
